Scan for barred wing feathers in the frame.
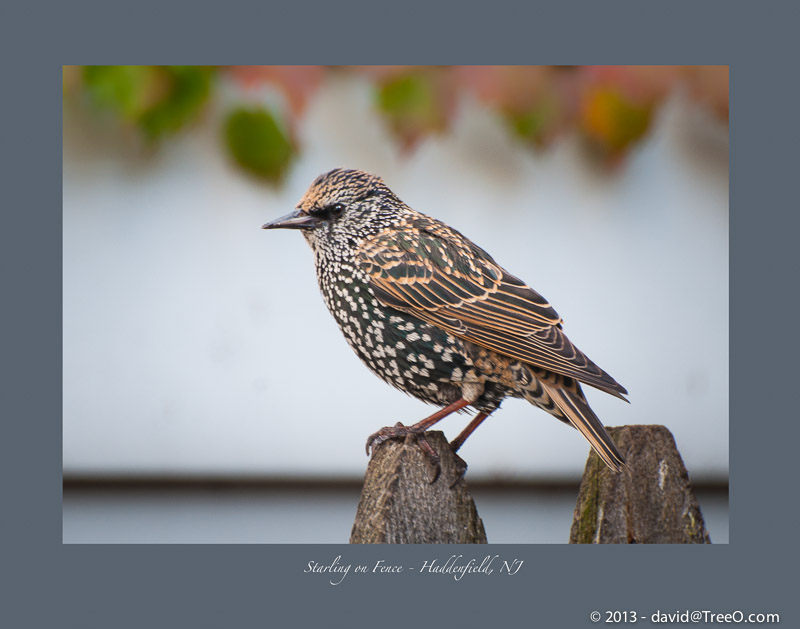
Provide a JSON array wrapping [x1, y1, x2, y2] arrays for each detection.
[[359, 216, 628, 400]]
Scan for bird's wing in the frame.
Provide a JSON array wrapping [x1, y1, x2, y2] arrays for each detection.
[[359, 216, 627, 398]]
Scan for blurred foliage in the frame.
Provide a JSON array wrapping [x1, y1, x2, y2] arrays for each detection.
[[229, 65, 324, 116], [64, 65, 729, 182], [81, 66, 214, 140], [374, 68, 457, 151], [581, 86, 653, 157], [458, 66, 572, 148], [224, 107, 294, 183]]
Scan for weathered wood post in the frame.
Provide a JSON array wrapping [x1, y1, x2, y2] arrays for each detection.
[[570, 425, 711, 544], [350, 424, 709, 544], [350, 431, 487, 544]]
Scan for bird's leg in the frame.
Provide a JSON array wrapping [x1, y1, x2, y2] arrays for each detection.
[[447, 411, 490, 486], [449, 411, 490, 452], [366, 397, 471, 452], [366, 398, 471, 483]]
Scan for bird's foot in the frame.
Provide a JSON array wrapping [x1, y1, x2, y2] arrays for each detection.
[[365, 422, 411, 454], [366, 422, 442, 484]]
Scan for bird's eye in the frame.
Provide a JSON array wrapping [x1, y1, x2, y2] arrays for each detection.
[[309, 202, 346, 220]]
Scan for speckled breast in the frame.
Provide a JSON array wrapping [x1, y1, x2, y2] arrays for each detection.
[[315, 259, 477, 407]]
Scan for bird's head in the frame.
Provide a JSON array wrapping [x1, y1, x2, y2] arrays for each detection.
[[262, 168, 407, 253]]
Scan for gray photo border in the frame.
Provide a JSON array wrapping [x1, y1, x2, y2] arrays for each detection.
[[4, 1, 797, 627]]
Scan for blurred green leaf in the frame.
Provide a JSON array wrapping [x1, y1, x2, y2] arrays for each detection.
[[138, 66, 213, 139], [376, 72, 447, 150], [82, 66, 214, 140], [224, 106, 294, 183], [505, 96, 560, 148], [83, 66, 154, 119], [378, 74, 436, 118]]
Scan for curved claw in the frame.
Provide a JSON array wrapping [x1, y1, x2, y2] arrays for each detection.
[[449, 450, 468, 489], [415, 432, 441, 484]]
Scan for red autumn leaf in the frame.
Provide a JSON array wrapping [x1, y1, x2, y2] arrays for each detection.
[[682, 66, 729, 121], [229, 66, 324, 117]]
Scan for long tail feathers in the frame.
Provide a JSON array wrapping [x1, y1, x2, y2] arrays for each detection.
[[539, 381, 626, 472]]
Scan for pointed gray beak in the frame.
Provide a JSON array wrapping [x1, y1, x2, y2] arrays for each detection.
[[262, 209, 321, 230]]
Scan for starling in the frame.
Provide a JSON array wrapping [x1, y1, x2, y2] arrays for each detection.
[[263, 168, 628, 479]]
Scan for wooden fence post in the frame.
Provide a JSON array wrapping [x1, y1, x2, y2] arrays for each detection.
[[570, 425, 711, 544], [350, 431, 487, 544]]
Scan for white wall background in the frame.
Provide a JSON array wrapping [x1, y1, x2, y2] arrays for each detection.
[[63, 74, 728, 481]]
